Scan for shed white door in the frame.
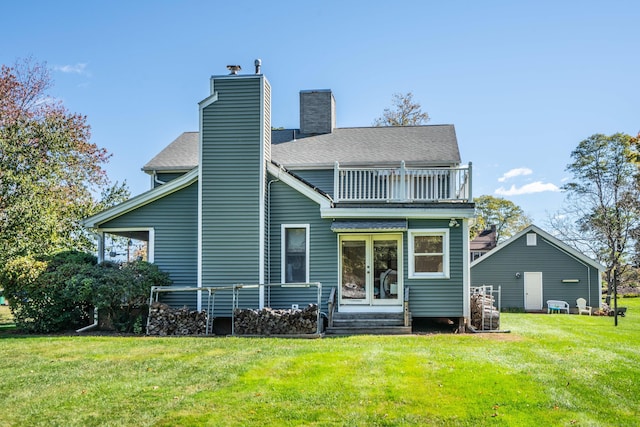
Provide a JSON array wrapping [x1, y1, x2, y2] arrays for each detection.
[[524, 272, 543, 311]]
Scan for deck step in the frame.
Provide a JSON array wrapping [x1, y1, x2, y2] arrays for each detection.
[[325, 326, 412, 336], [326, 312, 412, 335]]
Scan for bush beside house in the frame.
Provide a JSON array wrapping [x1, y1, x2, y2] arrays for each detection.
[[0, 251, 171, 333]]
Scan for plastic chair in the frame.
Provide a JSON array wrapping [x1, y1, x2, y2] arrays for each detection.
[[576, 298, 592, 316]]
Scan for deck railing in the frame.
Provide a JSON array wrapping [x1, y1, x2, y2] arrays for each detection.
[[334, 161, 472, 203]]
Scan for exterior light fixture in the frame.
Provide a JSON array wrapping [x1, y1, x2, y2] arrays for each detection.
[[515, 272, 521, 279]]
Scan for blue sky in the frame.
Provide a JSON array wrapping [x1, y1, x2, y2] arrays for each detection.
[[2, 1, 638, 225]]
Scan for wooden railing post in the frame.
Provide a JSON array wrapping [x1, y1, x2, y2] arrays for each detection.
[[334, 161, 340, 203], [403, 286, 410, 327], [400, 160, 406, 201], [467, 162, 473, 202], [327, 287, 336, 328]]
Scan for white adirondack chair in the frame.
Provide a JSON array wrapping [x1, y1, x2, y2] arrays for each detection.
[[576, 298, 592, 316]]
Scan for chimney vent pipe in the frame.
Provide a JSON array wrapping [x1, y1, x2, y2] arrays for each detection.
[[254, 59, 262, 74], [226, 65, 241, 75]]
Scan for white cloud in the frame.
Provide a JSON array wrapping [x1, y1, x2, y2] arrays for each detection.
[[54, 63, 88, 74], [498, 167, 533, 182], [494, 181, 561, 196]]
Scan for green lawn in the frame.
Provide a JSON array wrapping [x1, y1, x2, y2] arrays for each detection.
[[1, 300, 638, 426]]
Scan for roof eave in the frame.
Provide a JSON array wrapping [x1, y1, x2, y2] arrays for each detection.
[[141, 166, 197, 174], [83, 168, 199, 228]]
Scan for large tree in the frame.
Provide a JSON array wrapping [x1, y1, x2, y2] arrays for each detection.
[[550, 133, 640, 294], [0, 58, 127, 265], [471, 195, 531, 243], [373, 92, 430, 126]]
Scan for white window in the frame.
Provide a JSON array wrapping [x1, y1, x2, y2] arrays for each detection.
[[408, 229, 449, 279], [281, 224, 310, 283], [526, 233, 537, 246]]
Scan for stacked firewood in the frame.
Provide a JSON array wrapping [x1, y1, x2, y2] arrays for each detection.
[[470, 293, 500, 330], [234, 304, 318, 335], [147, 302, 208, 336]]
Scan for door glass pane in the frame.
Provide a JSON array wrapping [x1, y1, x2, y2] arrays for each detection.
[[342, 240, 366, 300], [374, 239, 398, 300]]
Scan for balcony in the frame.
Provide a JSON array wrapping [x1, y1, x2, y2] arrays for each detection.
[[334, 161, 472, 203]]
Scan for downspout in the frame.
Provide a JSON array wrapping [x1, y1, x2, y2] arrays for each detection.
[[153, 170, 166, 186], [587, 264, 591, 307], [76, 307, 98, 333]]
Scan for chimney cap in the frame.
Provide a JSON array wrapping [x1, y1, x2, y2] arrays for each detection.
[[226, 65, 242, 75]]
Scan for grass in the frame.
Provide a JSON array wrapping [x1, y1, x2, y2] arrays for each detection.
[[0, 300, 639, 426]]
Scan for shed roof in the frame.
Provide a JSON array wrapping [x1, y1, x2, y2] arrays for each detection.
[[470, 224, 605, 271]]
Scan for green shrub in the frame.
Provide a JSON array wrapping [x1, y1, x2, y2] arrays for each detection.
[[1, 252, 93, 333], [92, 260, 171, 332], [0, 251, 171, 333]]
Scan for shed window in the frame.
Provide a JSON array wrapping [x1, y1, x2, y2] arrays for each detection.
[[408, 229, 449, 279], [526, 233, 537, 246], [281, 224, 309, 283]]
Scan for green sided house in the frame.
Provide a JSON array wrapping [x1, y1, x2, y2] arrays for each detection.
[[83, 66, 475, 333], [470, 225, 603, 313]]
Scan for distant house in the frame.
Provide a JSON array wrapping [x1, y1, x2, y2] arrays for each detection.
[[83, 67, 475, 332], [470, 225, 497, 261], [470, 224, 603, 311]]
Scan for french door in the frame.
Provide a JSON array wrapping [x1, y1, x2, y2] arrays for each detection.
[[339, 234, 402, 307]]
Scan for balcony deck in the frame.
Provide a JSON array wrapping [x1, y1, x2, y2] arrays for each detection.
[[334, 161, 471, 204]]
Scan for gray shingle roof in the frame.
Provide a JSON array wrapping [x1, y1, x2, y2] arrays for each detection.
[[272, 125, 460, 168], [142, 131, 198, 172], [142, 125, 461, 172]]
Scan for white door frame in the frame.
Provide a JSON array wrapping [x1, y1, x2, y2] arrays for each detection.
[[338, 233, 403, 312], [524, 272, 543, 311]]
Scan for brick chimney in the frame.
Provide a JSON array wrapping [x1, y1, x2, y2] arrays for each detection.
[[299, 89, 335, 135]]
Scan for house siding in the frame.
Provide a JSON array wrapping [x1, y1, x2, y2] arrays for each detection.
[[98, 182, 198, 308], [200, 75, 269, 315], [471, 233, 601, 309], [291, 169, 334, 197], [406, 219, 465, 317], [155, 172, 189, 187], [267, 177, 336, 311]]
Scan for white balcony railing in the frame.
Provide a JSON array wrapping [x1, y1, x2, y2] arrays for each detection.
[[334, 161, 472, 203]]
